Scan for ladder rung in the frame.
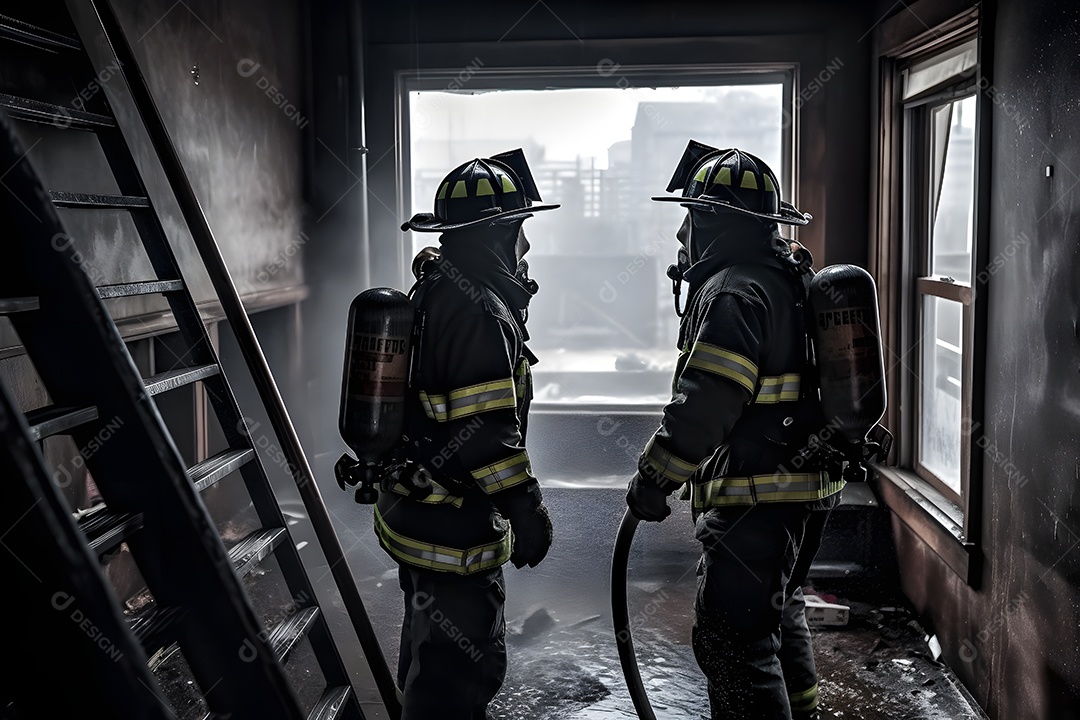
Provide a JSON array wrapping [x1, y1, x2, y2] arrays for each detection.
[[50, 191, 150, 209], [0, 296, 39, 314], [307, 686, 353, 720], [96, 280, 184, 299], [77, 505, 143, 556], [0, 93, 114, 130], [187, 449, 254, 492], [143, 364, 219, 396], [229, 528, 286, 579], [130, 606, 184, 657], [0, 14, 80, 52], [268, 606, 320, 664], [24, 404, 99, 441]]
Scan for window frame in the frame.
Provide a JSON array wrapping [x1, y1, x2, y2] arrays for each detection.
[[870, 1, 988, 586], [396, 63, 798, 292], [903, 86, 979, 507]]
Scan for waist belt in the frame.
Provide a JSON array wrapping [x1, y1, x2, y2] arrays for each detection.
[[693, 471, 843, 508], [373, 505, 510, 574], [389, 480, 465, 508]]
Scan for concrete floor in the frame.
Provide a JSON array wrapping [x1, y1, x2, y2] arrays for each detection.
[[308, 482, 987, 719]]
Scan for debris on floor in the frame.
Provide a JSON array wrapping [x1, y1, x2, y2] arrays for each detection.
[[488, 588, 986, 719], [805, 591, 851, 627]]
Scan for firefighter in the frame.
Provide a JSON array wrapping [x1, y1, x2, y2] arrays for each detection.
[[386, 149, 557, 719], [625, 142, 840, 720]]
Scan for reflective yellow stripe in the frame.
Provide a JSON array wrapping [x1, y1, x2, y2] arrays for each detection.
[[374, 505, 510, 574], [685, 342, 758, 393], [789, 683, 819, 712], [419, 379, 516, 423], [642, 437, 699, 487], [390, 482, 464, 508], [419, 390, 448, 422], [755, 373, 801, 403], [514, 358, 530, 400], [471, 451, 534, 494], [446, 379, 515, 420], [693, 472, 844, 508]]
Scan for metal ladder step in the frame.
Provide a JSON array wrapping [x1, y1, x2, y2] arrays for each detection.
[[0, 92, 114, 129], [268, 606, 321, 664], [0, 296, 39, 314], [76, 505, 143, 555], [229, 527, 287, 579], [143, 364, 219, 396], [50, 191, 151, 209], [97, 280, 184, 299], [132, 603, 187, 672], [0, 13, 80, 52], [187, 449, 255, 493], [307, 686, 354, 720], [24, 404, 98, 441]]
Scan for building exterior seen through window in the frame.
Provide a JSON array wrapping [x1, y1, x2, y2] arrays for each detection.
[[408, 83, 787, 405]]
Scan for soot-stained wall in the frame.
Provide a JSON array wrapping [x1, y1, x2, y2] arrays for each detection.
[[879, 2, 1080, 718], [108, 0, 309, 303]]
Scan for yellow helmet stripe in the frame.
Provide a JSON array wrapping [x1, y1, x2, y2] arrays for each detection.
[[450, 180, 468, 198], [476, 178, 496, 196], [740, 172, 758, 189]]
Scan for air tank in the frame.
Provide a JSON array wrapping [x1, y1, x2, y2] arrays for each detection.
[[338, 288, 415, 464], [808, 264, 888, 446]]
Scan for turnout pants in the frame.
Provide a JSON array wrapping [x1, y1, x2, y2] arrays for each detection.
[[692, 498, 836, 720], [397, 566, 507, 720]]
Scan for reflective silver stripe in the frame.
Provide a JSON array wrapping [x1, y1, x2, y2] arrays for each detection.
[[419, 391, 448, 421], [684, 342, 758, 393], [447, 379, 516, 420], [420, 380, 515, 422], [642, 437, 698, 488], [693, 472, 844, 508], [471, 451, 534, 493], [374, 505, 510, 574], [756, 373, 801, 403]]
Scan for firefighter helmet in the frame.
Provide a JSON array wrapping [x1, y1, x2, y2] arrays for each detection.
[[652, 141, 811, 226], [402, 148, 559, 232]]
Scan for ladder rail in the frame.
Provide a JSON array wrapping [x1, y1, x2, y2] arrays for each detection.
[[80, 1, 400, 715]]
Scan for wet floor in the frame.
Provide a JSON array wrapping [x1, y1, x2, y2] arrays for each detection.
[[315, 482, 985, 719]]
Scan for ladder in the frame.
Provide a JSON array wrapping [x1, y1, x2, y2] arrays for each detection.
[[0, 3, 397, 718]]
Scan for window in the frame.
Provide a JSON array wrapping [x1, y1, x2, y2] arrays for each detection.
[[405, 72, 794, 406], [901, 42, 980, 508]]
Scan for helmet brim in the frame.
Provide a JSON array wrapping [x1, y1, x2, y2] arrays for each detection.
[[651, 196, 812, 226], [401, 203, 560, 232]]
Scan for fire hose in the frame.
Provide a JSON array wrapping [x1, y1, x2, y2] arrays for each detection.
[[611, 509, 657, 720]]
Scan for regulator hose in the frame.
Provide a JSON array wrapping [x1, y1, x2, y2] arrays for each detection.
[[611, 508, 657, 720]]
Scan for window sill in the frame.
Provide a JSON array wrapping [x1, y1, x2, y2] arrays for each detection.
[[871, 464, 976, 584]]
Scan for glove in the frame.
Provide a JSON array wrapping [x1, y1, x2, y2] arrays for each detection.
[[509, 503, 553, 569], [495, 482, 553, 569], [626, 471, 672, 522]]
